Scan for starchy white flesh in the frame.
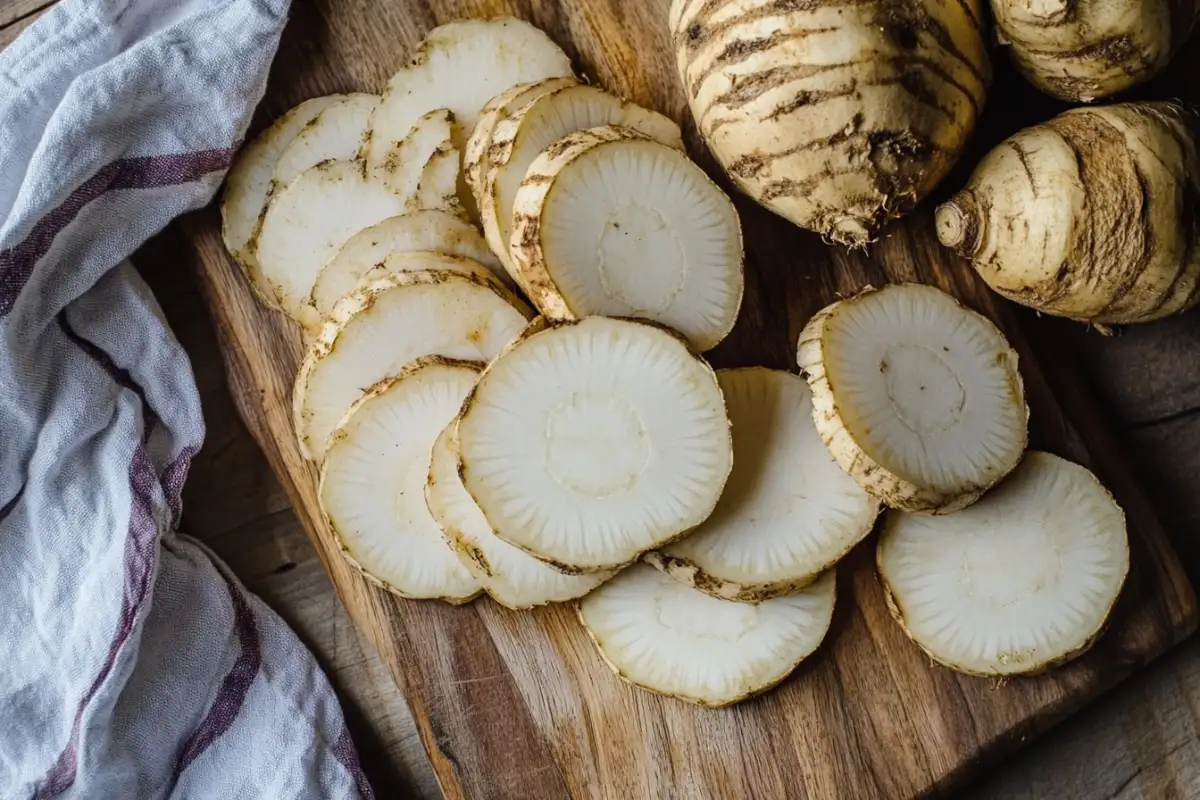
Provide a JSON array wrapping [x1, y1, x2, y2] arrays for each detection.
[[878, 451, 1128, 676], [272, 93, 377, 188], [481, 84, 684, 287], [362, 18, 573, 172], [797, 284, 1028, 514], [647, 368, 877, 601], [511, 126, 743, 352], [295, 269, 531, 463], [320, 358, 481, 602], [221, 95, 340, 306], [578, 565, 835, 706], [406, 136, 462, 215], [256, 160, 408, 325], [425, 423, 614, 608], [464, 76, 577, 198], [371, 108, 457, 202], [457, 317, 733, 572], [310, 210, 506, 318]]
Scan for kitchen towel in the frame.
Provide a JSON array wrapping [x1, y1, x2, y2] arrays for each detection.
[[0, 1, 372, 797]]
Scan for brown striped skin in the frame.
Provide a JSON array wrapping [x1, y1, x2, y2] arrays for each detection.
[[937, 101, 1200, 325], [670, 0, 990, 247], [992, 0, 1200, 102]]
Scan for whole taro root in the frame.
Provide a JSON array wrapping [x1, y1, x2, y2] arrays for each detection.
[[937, 101, 1200, 325]]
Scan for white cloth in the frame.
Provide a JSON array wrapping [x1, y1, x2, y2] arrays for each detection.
[[0, 1, 372, 797]]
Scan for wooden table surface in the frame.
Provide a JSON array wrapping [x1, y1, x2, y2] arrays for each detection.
[[6, 2, 1200, 797]]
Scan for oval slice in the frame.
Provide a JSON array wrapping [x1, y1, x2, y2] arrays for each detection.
[[257, 159, 409, 325], [294, 269, 531, 463], [457, 316, 733, 572], [578, 565, 835, 706], [221, 95, 341, 306], [481, 84, 684, 288], [311, 210, 506, 318], [464, 76, 578, 199], [272, 93, 378, 188], [320, 357, 482, 602], [425, 423, 615, 609], [647, 368, 877, 601], [878, 451, 1128, 676], [797, 284, 1028, 514], [363, 18, 573, 169], [511, 125, 743, 352]]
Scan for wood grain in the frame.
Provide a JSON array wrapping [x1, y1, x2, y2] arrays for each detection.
[[177, 0, 1200, 797], [0, 0, 45, 48]]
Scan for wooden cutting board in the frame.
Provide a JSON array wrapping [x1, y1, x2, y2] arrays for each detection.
[[184, 1, 1199, 797]]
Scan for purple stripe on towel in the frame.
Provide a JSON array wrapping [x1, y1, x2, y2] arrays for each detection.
[[0, 148, 234, 315], [56, 311, 161, 438], [160, 443, 199, 530], [168, 577, 261, 786], [35, 446, 163, 799], [332, 724, 375, 800]]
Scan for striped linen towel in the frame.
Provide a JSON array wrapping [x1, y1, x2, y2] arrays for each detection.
[[0, 1, 373, 797]]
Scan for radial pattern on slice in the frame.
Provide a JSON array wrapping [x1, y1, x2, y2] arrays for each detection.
[[647, 368, 877, 601], [221, 95, 340, 306], [295, 269, 531, 463], [578, 564, 835, 706], [464, 76, 577, 199], [371, 108, 457, 201], [256, 159, 408, 325], [457, 317, 733, 572], [320, 357, 481, 602], [272, 93, 377, 188], [481, 84, 684, 288], [511, 126, 743, 352], [362, 18, 573, 171], [797, 284, 1028, 514], [311, 210, 506, 318], [426, 423, 614, 608], [878, 451, 1128, 676]]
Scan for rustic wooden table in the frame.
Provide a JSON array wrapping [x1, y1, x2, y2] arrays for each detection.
[[7, 1, 1200, 797]]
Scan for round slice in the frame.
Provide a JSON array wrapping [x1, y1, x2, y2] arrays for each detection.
[[425, 422, 614, 609], [362, 18, 574, 170], [646, 368, 877, 601], [320, 357, 482, 602], [457, 316, 733, 573], [310, 210, 506, 318], [464, 76, 578, 199], [272, 93, 378, 188], [511, 126, 743, 352], [256, 159, 409, 326], [878, 451, 1128, 677], [295, 269, 531, 463], [796, 284, 1028, 514], [481, 84, 684, 288], [221, 95, 341, 306], [578, 564, 835, 706]]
